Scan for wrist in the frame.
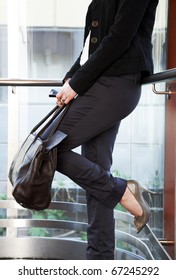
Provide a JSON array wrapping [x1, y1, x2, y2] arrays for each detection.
[[64, 78, 71, 83]]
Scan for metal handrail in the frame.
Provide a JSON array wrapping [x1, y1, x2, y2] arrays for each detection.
[[0, 200, 170, 260], [0, 78, 63, 87], [0, 68, 176, 87], [141, 68, 176, 84]]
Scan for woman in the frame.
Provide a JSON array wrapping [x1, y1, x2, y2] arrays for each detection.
[[56, 0, 159, 260]]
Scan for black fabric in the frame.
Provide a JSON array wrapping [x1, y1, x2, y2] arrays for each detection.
[[56, 74, 141, 259], [64, 0, 159, 95]]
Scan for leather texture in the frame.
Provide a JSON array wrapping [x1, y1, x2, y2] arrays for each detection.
[[8, 104, 68, 210]]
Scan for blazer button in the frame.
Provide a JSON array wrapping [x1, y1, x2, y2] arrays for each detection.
[[92, 21, 99, 28], [91, 37, 98, 44]]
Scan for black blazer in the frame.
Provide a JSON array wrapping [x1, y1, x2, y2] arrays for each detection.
[[64, 0, 159, 95]]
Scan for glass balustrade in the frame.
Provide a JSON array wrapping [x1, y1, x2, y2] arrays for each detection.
[[0, 0, 170, 260]]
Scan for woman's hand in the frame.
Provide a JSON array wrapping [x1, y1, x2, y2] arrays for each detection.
[[56, 79, 77, 107]]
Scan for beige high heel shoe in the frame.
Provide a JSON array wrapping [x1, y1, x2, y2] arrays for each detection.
[[127, 179, 157, 233]]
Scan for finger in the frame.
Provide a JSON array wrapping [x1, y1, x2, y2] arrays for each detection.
[[56, 93, 65, 103], [64, 95, 73, 104], [61, 97, 66, 103], [56, 92, 62, 99], [56, 99, 61, 106], [56, 95, 64, 106]]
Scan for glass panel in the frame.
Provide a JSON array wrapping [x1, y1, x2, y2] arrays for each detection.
[[0, 0, 91, 241], [113, 0, 168, 245], [0, 0, 169, 258], [0, 0, 8, 197]]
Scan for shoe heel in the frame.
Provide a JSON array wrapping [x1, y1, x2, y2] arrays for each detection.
[[140, 186, 157, 196], [127, 180, 152, 233]]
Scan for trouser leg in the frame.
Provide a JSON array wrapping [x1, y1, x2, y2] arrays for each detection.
[[82, 123, 120, 260], [56, 75, 141, 208], [86, 196, 115, 259], [57, 149, 126, 208], [56, 75, 141, 258]]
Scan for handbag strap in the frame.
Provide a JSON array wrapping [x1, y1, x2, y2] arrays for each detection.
[[32, 103, 72, 141], [30, 105, 64, 134], [38, 103, 71, 141]]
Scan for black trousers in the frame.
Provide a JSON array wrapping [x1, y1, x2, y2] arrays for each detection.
[[56, 74, 141, 259]]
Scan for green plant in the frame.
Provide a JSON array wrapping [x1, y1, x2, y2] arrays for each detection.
[[0, 194, 7, 200], [115, 203, 126, 212], [53, 178, 77, 203], [151, 170, 162, 188], [81, 231, 87, 241], [112, 169, 129, 180], [28, 227, 49, 237], [0, 194, 7, 236], [116, 240, 132, 252], [28, 209, 68, 237]]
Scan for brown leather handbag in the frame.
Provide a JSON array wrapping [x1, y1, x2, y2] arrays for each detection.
[[8, 104, 69, 210]]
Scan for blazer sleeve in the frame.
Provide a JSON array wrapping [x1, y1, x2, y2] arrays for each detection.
[[69, 0, 152, 95], [63, 54, 82, 83]]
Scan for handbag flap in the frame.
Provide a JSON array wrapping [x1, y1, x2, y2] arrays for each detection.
[[46, 130, 67, 151]]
